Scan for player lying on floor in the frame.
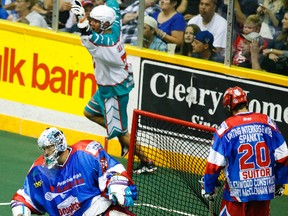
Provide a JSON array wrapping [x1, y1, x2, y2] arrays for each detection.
[[11, 127, 137, 216]]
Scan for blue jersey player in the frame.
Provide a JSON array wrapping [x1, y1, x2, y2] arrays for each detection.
[[11, 127, 137, 216], [202, 86, 288, 216], [71, 0, 156, 174]]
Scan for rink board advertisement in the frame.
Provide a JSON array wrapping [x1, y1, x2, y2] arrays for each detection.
[[138, 60, 288, 141], [0, 22, 96, 116]]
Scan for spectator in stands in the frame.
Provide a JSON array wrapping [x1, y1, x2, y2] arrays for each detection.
[[2, 0, 15, 20], [180, 24, 200, 56], [217, 0, 259, 33], [121, 0, 160, 44], [187, 0, 227, 54], [4, 0, 48, 21], [191, 30, 224, 63], [152, 0, 186, 49], [118, 0, 135, 9], [32, 1, 49, 17], [95, 0, 105, 6], [182, 0, 200, 22], [176, 0, 187, 14], [14, 0, 48, 28], [281, 0, 288, 12], [0, 4, 9, 19], [261, 11, 288, 75], [257, 0, 284, 40], [18, 16, 29, 23], [44, 0, 73, 31], [234, 32, 264, 70], [94, 0, 122, 6], [232, 14, 268, 69], [82, 0, 94, 16], [133, 16, 167, 52]]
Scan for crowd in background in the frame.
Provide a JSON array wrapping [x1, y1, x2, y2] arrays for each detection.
[[1, 0, 288, 75]]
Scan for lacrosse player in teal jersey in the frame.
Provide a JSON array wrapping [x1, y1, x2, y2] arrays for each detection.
[[71, 0, 156, 174]]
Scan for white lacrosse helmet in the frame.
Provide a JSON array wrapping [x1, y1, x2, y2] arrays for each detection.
[[89, 5, 116, 31], [37, 127, 67, 169]]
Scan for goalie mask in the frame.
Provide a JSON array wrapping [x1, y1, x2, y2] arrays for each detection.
[[89, 5, 116, 32], [223, 86, 248, 114], [37, 127, 67, 169]]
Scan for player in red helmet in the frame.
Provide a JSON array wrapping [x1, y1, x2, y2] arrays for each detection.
[[201, 86, 288, 216], [222, 86, 248, 116]]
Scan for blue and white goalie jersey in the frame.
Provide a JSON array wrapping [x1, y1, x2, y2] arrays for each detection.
[[204, 111, 288, 202], [81, 0, 134, 98], [12, 140, 136, 215]]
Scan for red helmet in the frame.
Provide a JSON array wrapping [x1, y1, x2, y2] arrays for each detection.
[[223, 86, 248, 113]]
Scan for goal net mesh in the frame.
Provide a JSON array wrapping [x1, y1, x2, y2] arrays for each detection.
[[128, 110, 225, 216]]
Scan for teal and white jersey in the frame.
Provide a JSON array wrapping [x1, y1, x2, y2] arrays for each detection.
[[80, 0, 134, 98]]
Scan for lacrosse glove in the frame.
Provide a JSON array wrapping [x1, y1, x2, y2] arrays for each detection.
[[107, 175, 137, 207], [71, 0, 91, 35], [199, 177, 217, 201], [275, 184, 285, 197], [71, 0, 85, 23]]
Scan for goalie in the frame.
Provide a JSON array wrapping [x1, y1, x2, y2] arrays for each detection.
[[11, 127, 137, 216]]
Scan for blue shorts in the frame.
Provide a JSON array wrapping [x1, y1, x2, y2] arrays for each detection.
[[84, 91, 129, 139]]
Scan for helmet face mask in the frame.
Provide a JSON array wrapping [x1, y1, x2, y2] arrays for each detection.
[[43, 145, 58, 169], [222, 86, 248, 115], [37, 127, 67, 169]]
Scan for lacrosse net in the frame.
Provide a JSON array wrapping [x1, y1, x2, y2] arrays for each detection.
[[127, 109, 225, 216]]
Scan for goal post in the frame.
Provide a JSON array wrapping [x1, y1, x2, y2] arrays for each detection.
[[127, 109, 225, 216]]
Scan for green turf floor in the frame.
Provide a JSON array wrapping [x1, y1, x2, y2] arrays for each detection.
[[0, 130, 287, 216]]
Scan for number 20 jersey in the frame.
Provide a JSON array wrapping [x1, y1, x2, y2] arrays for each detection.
[[204, 111, 288, 202]]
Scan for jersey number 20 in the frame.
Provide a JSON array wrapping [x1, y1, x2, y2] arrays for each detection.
[[238, 142, 271, 170]]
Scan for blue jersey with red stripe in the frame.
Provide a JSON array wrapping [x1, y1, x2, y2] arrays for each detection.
[[204, 111, 288, 202], [12, 140, 135, 215]]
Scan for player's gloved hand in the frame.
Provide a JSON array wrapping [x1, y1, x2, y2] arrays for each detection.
[[71, 0, 85, 23], [199, 177, 217, 201], [275, 184, 285, 197], [108, 175, 134, 207], [202, 191, 216, 201], [77, 19, 91, 36]]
